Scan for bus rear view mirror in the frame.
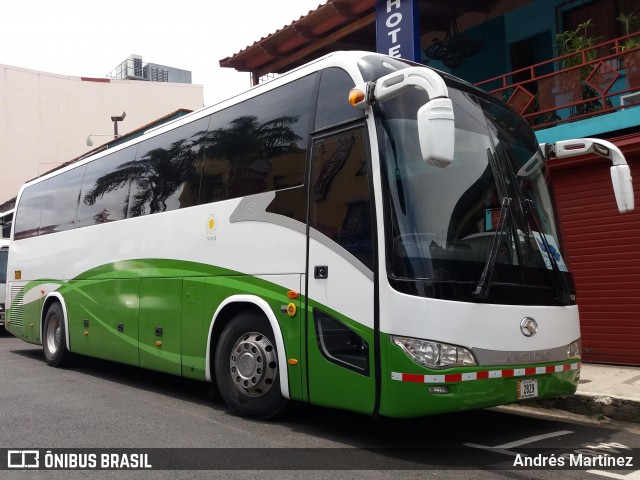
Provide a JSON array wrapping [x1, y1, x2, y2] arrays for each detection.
[[545, 138, 635, 214], [417, 98, 455, 168], [611, 164, 634, 213], [351, 67, 455, 168]]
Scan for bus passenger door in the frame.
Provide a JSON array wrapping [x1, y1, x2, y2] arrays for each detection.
[[306, 125, 377, 415]]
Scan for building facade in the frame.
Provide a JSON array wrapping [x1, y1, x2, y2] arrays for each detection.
[[0, 63, 204, 208]]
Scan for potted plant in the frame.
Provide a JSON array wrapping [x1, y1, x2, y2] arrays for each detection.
[[552, 19, 601, 116], [617, 12, 640, 89]]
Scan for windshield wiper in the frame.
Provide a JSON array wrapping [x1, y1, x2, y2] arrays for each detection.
[[472, 196, 512, 300], [521, 199, 574, 304]]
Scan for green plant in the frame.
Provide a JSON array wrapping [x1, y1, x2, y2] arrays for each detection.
[[617, 12, 640, 51], [555, 20, 602, 115], [556, 19, 598, 67]]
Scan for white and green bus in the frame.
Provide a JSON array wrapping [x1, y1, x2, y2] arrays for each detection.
[[5, 51, 634, 419]]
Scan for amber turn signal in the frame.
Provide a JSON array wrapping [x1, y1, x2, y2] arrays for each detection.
[[349, 88, 366, 107]]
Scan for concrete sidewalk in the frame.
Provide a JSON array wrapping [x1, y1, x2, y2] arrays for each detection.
[[526, 363, 640, 423]]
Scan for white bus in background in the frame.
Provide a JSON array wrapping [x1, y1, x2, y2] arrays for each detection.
[[0, 209, 12, 239], [0, 238, 8, 329], [5, 51, 634, 419]]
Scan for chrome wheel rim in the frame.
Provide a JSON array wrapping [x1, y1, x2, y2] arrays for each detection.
[[46, 314, 61, 355], [229, 332, 277, 397]]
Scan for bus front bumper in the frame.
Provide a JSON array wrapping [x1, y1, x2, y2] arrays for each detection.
[[379, 341, 580, 418]]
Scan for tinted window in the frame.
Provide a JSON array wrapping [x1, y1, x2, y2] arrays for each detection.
[[314, 68, 363, 131], [14, 181, 48, 240], [39, 166, 86, 235], [127, 116, 210, 217], [77, 146, 137, 228], [199, 73, 316, 204], [309, 126, 374, 270], [314, 309, 369, 376], [0, 248, 7, 284]]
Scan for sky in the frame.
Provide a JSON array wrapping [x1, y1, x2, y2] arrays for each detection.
[[0, 0, 325, 106]]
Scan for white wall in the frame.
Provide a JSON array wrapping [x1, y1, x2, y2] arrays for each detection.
[[0, 64, 204, 204]]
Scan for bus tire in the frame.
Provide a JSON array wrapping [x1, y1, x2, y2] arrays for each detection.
[[43, 302, 71, 367], [214, 311, 287, 420]]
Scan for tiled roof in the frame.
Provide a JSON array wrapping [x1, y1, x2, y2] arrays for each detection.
[[219, 0, 375, 75]]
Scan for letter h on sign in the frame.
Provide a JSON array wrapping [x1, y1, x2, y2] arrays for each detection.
[[375, 0, 421, 62]]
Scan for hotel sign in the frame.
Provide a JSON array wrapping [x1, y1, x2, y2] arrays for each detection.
[[375, 0, 421, 62]]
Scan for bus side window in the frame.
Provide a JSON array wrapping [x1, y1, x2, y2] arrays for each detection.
[[127, 116, 211, 217], [313, 308, 370, 376], [314, 68, 364, 131], [199, 74, 316, 204], [13, 180, 49, 240], [77, 146, 138, 227], [39, 166, 86, 235], [0, 247, 8, 284]]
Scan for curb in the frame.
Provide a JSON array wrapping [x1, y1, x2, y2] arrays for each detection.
[[522, 393, 640, 424]]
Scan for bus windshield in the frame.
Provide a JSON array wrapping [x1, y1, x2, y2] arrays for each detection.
[[368, 66, 574, 306]]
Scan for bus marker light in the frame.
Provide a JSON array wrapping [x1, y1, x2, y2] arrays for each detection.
[[156, 341, 162, 347], [349, 88, 366, 107], [287, 290, 299, 299], [83, 331, 89, 336], [288, 359, 298, 365], [286, 303, 297, 317], [428, 386, 450, 394], [29, 323, 34, 328]]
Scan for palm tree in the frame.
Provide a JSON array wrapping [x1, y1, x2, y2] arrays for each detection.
[[83, 113, 302, 216]]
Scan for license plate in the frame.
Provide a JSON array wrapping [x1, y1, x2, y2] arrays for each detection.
[[517, 379, 538, 400]]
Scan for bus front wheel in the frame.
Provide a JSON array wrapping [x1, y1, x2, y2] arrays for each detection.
[[214, 311, 287, 419], [43, 302, 71, 367]]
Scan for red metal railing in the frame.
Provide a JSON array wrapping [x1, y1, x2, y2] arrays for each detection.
[[475, 32, 640, 130]]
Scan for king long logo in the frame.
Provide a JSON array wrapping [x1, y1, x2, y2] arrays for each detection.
[[520, 317, 538, 337]]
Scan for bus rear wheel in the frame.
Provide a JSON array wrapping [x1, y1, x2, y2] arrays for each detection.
[[215, 311, 287, 419], [43, 302, 71, 367]]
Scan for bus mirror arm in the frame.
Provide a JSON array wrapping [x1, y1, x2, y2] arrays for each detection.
[[357, 67, 455, 168], [542, 138, 635, 213]]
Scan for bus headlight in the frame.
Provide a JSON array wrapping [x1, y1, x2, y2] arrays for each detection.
[[567, 339, 581, 359], [391, 336, 477, 368]]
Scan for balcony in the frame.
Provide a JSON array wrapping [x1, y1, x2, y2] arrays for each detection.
[[475, 32, 640, 132]]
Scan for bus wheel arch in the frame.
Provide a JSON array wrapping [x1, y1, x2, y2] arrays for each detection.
[[41, 296, 71, 367], [41, 294, 70, 351], [207, 296, 289, 419]]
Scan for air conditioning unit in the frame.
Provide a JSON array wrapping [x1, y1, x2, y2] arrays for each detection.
[[126, 55, 144, 80], [148, 66, 169, 82]]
